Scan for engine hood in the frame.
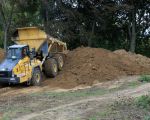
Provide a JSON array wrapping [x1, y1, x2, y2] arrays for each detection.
[[0, 59, 19, 71]]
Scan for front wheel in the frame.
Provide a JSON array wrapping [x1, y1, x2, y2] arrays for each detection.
[[31, 68, 42, 86]]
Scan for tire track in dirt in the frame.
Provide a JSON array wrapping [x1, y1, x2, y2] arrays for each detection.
[[14, 83, 150, 120]]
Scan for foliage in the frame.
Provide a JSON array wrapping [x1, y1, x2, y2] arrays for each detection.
[[144, 116, 150, 120], [136, 95, 150, 109], [0, 0, 149, 55], [139, 75, 150, 82]]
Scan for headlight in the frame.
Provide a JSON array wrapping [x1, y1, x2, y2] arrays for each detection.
[[12, 71, 15, 77], [12, 74, 15, 77]]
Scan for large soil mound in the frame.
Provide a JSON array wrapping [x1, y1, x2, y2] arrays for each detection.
[[44, 47, 150, 88]]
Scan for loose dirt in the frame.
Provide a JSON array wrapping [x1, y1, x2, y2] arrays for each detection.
[[43, 47, 150, 89], [114, 49, 150, 67]]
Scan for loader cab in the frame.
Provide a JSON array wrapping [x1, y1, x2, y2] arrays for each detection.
[[7, 45, 29, 60]]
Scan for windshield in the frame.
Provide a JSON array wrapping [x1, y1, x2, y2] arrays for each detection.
[[7, 48, 22, 59]]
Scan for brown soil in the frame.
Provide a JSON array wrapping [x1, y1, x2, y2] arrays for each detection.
[[43, 47, 150, 89], [114, 49, 150, 67]]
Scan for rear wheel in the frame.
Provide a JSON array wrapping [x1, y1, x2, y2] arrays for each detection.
[[53, 54, 64, 71], [44, 58, 58, 77], [31, 68, 42, 86]]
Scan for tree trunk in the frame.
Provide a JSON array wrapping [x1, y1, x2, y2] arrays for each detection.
[[88, 21, 95, 47], [130, 8, 136, 53], [1, 1, 15, 51], [42, 0, 49, 32], [4, 27, 8, 51]]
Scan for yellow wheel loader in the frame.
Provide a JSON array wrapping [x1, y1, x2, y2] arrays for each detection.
[[0, 27, 67, 86]]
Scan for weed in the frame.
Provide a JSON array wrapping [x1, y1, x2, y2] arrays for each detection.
[[127, 81, 141, 88], [144, 115, 150, 120], [89, 117, 97, 120], [136, 95, 150, 109], [30, 88, 109, 99], [139, 75, 150, 82]]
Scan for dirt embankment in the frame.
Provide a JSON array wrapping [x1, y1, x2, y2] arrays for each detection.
[[44, 47, 150, 89]]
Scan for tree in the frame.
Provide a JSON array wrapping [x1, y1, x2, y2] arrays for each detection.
[[0, 0, 149, 56], [0, 0, 15, 51], [116, 0, 150, 53]]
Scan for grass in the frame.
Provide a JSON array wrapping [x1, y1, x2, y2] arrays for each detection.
[[135, 95, 150, 120], [139, 75, 150, 82], [1, 106, 33, 120], [110, 80, 141, 92], [144, 116, 150, 120], [89, 117, 97, 120], [30, 87, 109, 99], [127, 81, 141, 88], [135, 95, 150, 110]]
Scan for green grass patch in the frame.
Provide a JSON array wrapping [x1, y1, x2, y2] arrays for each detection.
[[89, 117, 97, 120], [30, 87, 109, 99], [139, 75, 150, 82], [127, 81, 141, 88], [144, 115, 150, 120], [136, 95, 150, 109]]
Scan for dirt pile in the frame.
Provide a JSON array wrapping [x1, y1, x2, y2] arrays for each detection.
[[114, 49, 150, 67], [44, 47, 150, 88], [0, 48, 5, 62]]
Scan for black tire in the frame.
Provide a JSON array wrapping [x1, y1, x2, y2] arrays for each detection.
[[53, 54, 64, 71], [31, 68, 42, 86], [44, 58, 58, 77]]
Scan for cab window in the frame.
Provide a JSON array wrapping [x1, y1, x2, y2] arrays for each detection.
[[22, 47, 28, 58]]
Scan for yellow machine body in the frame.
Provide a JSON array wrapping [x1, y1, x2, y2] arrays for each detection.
[[12, 56, 42, 83], [0, 27, 67, 85]]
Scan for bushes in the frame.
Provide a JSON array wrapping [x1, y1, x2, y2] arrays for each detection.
[[144, 116, 150, 120], [136, 95, 150, 109], [139, 75, 150, 82]]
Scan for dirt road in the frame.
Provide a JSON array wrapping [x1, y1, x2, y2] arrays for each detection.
[[10, 76, 150, 120]]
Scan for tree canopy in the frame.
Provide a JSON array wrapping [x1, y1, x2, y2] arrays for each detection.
[[0, 0, 150, 55]]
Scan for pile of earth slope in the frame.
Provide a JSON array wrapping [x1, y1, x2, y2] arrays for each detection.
[[43, 47, 150, 89]]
